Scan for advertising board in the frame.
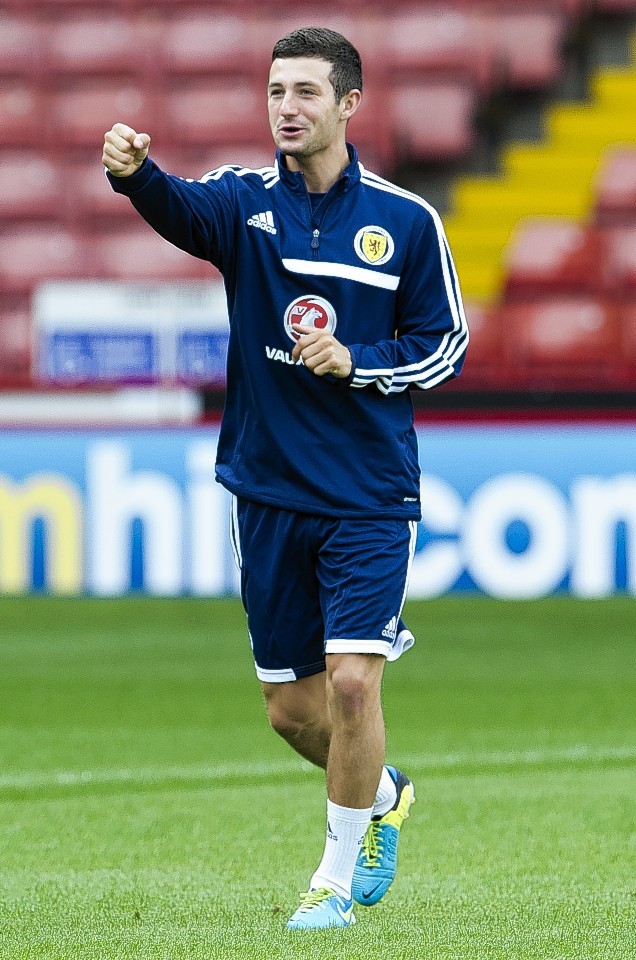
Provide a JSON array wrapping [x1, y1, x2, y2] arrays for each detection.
[[0, 424, 633, 598]]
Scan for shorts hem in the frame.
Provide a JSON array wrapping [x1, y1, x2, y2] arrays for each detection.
[[255, 660, 326, 683], [325, 629, 415, 662]]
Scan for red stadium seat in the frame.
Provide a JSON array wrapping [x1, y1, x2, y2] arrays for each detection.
[[594, 148, 636, 226], [0, 153, 61, 219], [620, 304, 636, 379], [454, 301, 505, 387], [48, 82, 153, 148], [504, 219, 604, 298], [0, 297, 32, 381], [0, 15, 44, 77], [68, 160, 142, 224], [46, 14, 148, 77], [379, 9, 493, 91], [0, 82, 42, 146], [600, 225, 636, 297], [156, 13, 256, 76], [162, 80, 269, 147], [251, 13, 376, 77], [93, 225, 218, 281], [503, 298, 622, 388], [391, 80, 476, 161], [0, 224, 88, 293], [476, 10, 565, 89]]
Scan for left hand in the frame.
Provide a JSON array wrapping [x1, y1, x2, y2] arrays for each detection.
[[291, 325, 352, 378]]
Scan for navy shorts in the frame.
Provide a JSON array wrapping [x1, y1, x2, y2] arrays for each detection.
[[231, 498, 417, 682]]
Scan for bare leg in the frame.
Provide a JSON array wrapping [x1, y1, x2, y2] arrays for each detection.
[[261, 672, 331, 768], [325, 653, 386, 807]]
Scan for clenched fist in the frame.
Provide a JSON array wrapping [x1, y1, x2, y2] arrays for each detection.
[[102, 122, 151, 177]]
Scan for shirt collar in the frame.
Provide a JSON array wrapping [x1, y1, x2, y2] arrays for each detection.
[[275, 142, 361, 194]]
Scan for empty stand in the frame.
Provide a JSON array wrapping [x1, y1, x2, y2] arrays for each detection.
[[600, 225, 636, 296], [0, 297, 32, 382], [620, 304, 636, 373], [48, 82, 153, 148], [595, 147, 636, 225], [93, 225, 218, 281], [504, 219, 604, 297], [157, 13, 256, 76], [0, 224, 88, 293], [0, 82, 42, 146], [0, 154, 61, 220], [162, 80, 269, 147], [69, 160, 142, 224], [391, 80, 476, 161], [453, 301, 503, 386], [476, 10, 566, 89], [503, 298, 623, 387], [0, 15, 44, 77], [381, 9, 493, 91], [46, 14, 150, 77]]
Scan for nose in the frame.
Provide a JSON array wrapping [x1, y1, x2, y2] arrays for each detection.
[[279, 91, 299, 117]]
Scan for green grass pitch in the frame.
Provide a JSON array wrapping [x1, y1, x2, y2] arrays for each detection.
[[0, 596, 634, 959]]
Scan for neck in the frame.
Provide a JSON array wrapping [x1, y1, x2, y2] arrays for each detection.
[[285, 141, 350, 194]]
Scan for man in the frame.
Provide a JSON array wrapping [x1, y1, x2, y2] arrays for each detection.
[[103, 27, 468, 930]]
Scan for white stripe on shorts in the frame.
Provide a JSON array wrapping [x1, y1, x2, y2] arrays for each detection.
[[230, 495, 242, 569], [255, 664, 297, 683]]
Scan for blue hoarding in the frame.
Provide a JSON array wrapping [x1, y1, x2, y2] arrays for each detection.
[[0, 424, 634, 597]]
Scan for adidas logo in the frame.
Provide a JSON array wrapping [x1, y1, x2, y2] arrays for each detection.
[[382, 616, 398, 640], [246, 211, 277, 234]]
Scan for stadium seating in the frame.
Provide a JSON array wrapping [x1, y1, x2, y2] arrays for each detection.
[[621, 304, 636, 374], [46, 14, 150, 77], [391, 80, 477, 161], [504, 219, 605, 298], [68, 160, 143, 224], [0, 154, 61, 220], [161, 79, 268, 147], [0, 82, 42, 146], [1, 1, 636, 393], [594, 147, 636, 225], [0, 225, 89, 293], [0, 298, 32, 383], [156, 13, 261, 78], [93, 225, 219, 281], [0, 14, 44, 77], [476, 10, 566, 90], [451, 301, 503, 387], [502, 298, 623, 387], [600, 225, 636, 296]]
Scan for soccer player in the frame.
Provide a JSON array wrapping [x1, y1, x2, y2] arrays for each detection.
[[102, 27, 468, 930]]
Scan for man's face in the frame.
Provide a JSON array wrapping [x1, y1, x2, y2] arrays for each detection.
[[268, 56, 344, 160]]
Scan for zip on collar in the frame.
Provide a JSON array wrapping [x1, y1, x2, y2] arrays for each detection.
[[275, 142, 361, 195]]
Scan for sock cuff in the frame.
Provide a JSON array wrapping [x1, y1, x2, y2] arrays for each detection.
[[326, 798, 374, 824]]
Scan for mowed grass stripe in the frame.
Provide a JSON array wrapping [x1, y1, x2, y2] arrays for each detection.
[[1, 743, 634, 796]]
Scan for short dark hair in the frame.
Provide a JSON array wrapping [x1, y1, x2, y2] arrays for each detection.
[[272, 27, 363, 102]]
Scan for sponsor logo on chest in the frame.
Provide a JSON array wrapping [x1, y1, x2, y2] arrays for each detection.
[[265, 294, 338, 367]]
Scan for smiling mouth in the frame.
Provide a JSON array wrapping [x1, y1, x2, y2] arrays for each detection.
[[278, 125, 305, 136]]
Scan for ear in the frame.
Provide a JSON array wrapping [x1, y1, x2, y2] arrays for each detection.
[[339, 89, 361, 122]]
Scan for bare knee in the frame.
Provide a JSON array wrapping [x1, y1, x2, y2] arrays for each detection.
[[265, 695, 305, 742], [326, 654, 384, 724], [261, 675, 328, 744]]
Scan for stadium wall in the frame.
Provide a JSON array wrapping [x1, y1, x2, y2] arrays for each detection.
[[0, 423, 634, 599]]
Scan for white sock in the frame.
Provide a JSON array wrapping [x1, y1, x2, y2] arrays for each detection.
[[372, 766, 397, 818], [310, 799, 373, 900]]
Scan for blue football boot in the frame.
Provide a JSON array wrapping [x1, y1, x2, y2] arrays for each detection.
[[351, 766, 415, 906]]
